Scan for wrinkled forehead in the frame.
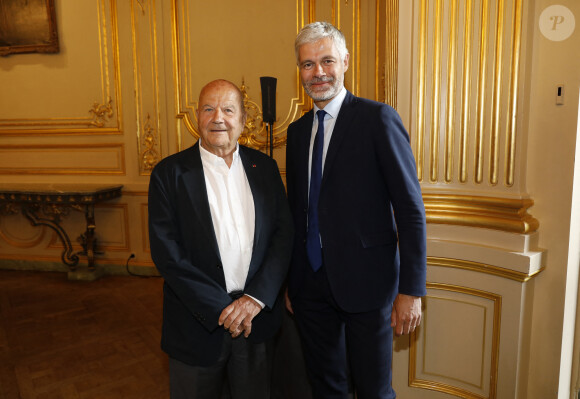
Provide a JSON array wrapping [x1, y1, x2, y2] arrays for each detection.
[[199, 81, 243, 108]]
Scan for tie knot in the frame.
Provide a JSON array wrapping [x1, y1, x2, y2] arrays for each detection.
[[316, 110, 326, 122]]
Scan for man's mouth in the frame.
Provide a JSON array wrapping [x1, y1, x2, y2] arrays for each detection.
[[309, 78, 333, 90]]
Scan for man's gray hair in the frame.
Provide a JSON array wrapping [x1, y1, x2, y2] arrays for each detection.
[[294, 22, 349, 64]]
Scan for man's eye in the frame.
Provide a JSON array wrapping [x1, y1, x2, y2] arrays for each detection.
[[302, 63, 313, 70], [323, 59, 334, 65]]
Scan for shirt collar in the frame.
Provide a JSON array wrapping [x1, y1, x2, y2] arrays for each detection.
[[313, 86, 347, 120], [199, 141, 240, 166]]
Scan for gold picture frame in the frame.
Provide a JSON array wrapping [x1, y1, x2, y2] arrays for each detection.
[[0, 0, 59, 56]]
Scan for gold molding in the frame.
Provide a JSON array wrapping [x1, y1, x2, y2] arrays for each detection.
[[0, 216, 47, 248], [460, 0, 474, 183], [506, 0, 523, 187], [489, 0, 505, 185], [415, 0, 427, 181], [0, 144, 126, 175], [140, 114, 161, 172], [141, 203, 151, 253], [236, 81, 285, 151], [475, 0, 489, 184], [171, 0, 311, 152], [444, 0, 458, 183], [170, 0, 390, 152], [0, 0, 123, 136], [429, 0, 443, 183], [413, 0, 524, 188], [423, 193, 539, 233], [131, 0, 163, 175], [378, 0, 398, 107], [409, 282, 502, 398], [428, 256, 544, 282], [89, 98, 114, 128]]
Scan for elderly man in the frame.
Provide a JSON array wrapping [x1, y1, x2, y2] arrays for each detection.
[[285, 22, 427, 399], [149, 79, 293, 399]]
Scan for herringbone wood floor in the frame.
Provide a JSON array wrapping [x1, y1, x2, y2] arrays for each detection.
[[0, 270, 169, 399]]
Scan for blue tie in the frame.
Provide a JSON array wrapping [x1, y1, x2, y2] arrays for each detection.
[[306, 110, 326, 271]]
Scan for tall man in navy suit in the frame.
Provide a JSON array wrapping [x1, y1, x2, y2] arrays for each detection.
[[149, 79, 293, 399], [285, 22, 427, 399]]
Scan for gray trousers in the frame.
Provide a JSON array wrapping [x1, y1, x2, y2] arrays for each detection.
[[169, 333, 274, 399]]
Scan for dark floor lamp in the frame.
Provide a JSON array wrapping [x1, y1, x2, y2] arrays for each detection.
[[260, 77, 277, 158]]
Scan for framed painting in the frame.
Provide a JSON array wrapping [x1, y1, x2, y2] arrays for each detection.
[[0, 0, 59, 56]]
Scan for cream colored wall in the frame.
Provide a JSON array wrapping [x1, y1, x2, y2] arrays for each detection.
[[525, 0, 580, 397], [1, 0, 579, 397], [0, 1, 159, 272]]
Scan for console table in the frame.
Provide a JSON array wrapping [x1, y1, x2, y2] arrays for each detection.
[[0, 184, 123, 278]]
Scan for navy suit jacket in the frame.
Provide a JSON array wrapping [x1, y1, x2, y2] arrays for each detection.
[[286, 91, 426, 313], [148, 142, 293, 367]]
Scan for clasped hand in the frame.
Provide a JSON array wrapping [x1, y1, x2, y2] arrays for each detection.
[[218, 295, 262, 338]]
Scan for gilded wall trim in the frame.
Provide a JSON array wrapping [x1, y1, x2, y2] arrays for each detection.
[[378, 0, 398, 107], [489, 0, 505, 185], [0, 144, 126, 175], [171, 0, 392, 152], [429, 0, 443, 183], [475, 0, 489, 184], [170, 0, 311, 151], [423, 193, 539, 233], [415, 0, 427, 181], [444, 0, 457, 183], [0, 216, 47, 249], [412, 0, 524, 189], [506, 0, 523, 186], [0, 0, 123, 135], [428, 256, 544, 282], [409, 283, 502, 398], [459, 0, 474, 183], [131, 0, 163, 174]]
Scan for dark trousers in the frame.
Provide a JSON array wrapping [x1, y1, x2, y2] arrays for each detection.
[[292, 264, 396, 399], [169, 332, 274, 399]]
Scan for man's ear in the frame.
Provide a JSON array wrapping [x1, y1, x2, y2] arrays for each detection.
[[343, 53, 350, 72]]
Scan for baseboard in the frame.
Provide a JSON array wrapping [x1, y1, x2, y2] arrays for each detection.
[[0, 258, 161, 279]]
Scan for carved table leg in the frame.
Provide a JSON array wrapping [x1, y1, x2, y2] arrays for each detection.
[[21, 204, 80, 270], [78, 204, 97, 270]]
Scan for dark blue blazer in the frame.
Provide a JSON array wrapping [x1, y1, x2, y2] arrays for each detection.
[[148, 143, 293, 367], [286, 91, 426, 313]]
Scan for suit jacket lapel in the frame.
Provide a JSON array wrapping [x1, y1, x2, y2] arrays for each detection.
[[180, 143, 221, 260], [322, 91, 358, 183], [239, 147, 266, 276]]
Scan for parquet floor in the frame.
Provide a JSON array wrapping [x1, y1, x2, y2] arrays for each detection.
[[0, 270, 169, 399]]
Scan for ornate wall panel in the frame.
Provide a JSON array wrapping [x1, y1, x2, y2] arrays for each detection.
[[410, 0, 524, 190], [0, 214, 47, 249], [0, 0, 123, 135], [170, 0, 396, 152], [0, 144, 125, 175], [410, 283, 501, 398], [140, 203, 150, 253], [130, 0, 164, 174]]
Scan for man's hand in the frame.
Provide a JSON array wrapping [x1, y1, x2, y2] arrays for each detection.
[[219, 295, 262, 338], [390, 293, 422, 336]]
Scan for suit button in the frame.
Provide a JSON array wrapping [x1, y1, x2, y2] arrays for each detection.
[[216, 263, 222, 269], [303, 208, 307, 213]]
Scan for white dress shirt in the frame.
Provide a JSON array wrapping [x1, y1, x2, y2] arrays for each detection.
[[308, 86, 348, 184], [199, 143, 255, 295]]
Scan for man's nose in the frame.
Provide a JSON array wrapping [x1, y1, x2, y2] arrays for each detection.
[[313, 63, 326, 77], [212, 108, 224, 123]]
